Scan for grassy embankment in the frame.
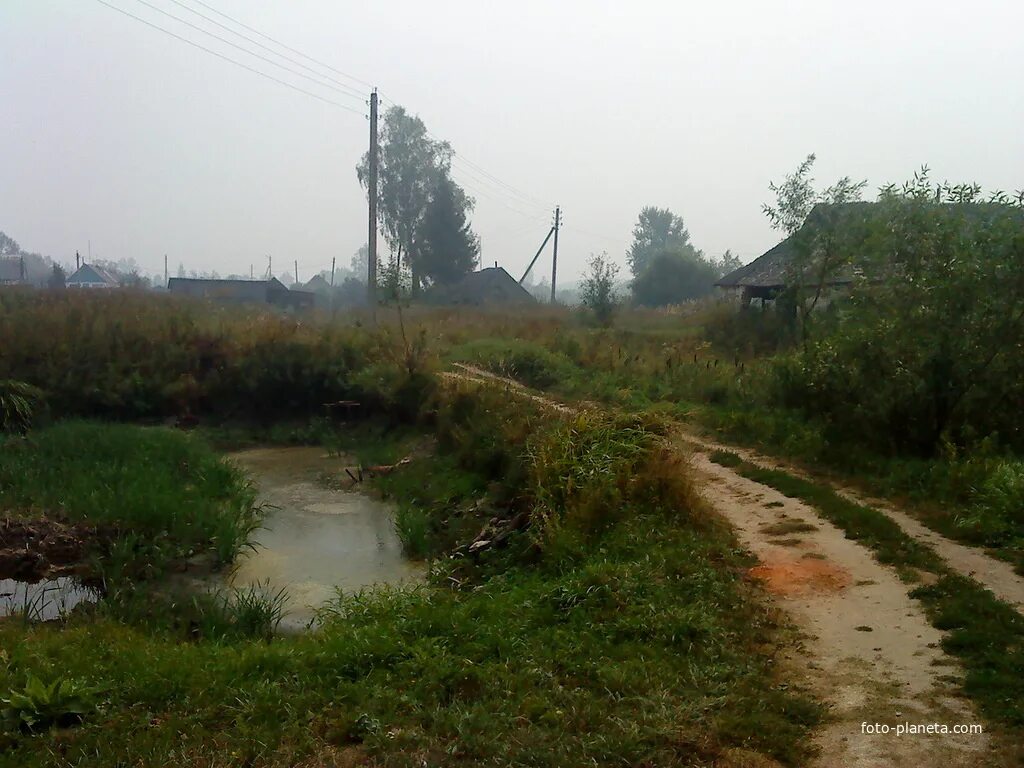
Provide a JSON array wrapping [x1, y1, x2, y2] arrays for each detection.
[[0, 293, 822, 766], [433, 309, 1024, 574]]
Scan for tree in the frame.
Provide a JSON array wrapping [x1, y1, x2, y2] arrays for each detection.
[[0, 232, 20, 258], [580, 252, 620, 326], [627, 207, 697, 277], [631, 249, 719, 307], [716, 249, 743, 277], [47, 264, 66, 290], [417, 173, 479, 285], [357, 106, 454, 294], [350, 245, 368, 283], [776, 168, 1024, 454], [762, 154, 867, 337]]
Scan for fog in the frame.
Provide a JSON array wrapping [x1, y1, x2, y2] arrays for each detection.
[[2, 0, 1021, 282]]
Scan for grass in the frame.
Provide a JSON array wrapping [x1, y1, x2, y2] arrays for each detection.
[[709, 449, 1024, 728], [0, 386, 823, 766], [0, 422, 260, 578]]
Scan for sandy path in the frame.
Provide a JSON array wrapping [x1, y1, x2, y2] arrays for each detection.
[[682, 432, 1024, 614], [691, 449, 993, 767], [441, 366, 1010, 764]]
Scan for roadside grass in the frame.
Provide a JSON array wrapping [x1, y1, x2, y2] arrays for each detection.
[[0, 500, 822, 768], [0, 388, 824, 767], [0, 422, 259, 577], [709, 449, 1024, 728]]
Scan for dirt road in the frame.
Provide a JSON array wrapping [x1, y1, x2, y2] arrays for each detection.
[[691, 447, 997, 767], [442, 366, 1015, 765]]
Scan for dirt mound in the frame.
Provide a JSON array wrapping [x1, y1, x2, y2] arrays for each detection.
[[0, 517, 112, 583], [748, 557, 852, 596]]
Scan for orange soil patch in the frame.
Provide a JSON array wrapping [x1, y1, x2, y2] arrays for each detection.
[[748, 557, 851, 597]]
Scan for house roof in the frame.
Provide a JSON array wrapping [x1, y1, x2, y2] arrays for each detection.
[[717, 201, 1024, 290], [423, 267, 536, 305], [302, 274, 332, 294], [0, 259, 24, 283], [68, 263, 119, 286], [717, 202, 876, 290]]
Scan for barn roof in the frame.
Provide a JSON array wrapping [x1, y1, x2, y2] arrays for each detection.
[[423, 267, 536, 305], [717, 201, 1024, 290]]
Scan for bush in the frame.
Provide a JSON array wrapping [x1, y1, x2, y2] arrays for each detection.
[[959, 460, 1024, 547]]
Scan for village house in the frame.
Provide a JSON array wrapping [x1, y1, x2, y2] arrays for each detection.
[[0, 259, 26, 286], [716, 203, 872, 307], [422, 266, 536, 306], [66, 263, 120, 289], [168, 276, 315, 310]]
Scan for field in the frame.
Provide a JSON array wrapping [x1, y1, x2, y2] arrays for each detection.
[[1, 290, 1022, 766]]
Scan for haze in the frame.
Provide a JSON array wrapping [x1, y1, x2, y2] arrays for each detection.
[[2, 0, 1022, 282]]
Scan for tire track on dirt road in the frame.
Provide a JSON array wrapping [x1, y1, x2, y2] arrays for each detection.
[[681, 432, 1024, 614], [441, 365, 1010, 765], [691, 448, 997, 767]]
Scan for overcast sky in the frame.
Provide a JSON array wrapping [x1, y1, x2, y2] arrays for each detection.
[[2, 0, 1022, 283]]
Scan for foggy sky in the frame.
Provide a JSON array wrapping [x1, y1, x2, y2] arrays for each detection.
[[3, 0, 1022, 283]]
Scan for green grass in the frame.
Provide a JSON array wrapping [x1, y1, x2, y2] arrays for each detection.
[[0, 422, 259, 575], [0, 398, 823, 766], [0, 514, 821, 767], [709, 449, 1024, 728]]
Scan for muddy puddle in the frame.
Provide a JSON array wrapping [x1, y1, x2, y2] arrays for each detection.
[[216, 446, 424, 631], [0, 577, 98, 620]]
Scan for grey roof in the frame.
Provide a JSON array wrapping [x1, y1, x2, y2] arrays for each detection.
[[717, 201, 1024, 290], [302, 274, 332, 294], [423, 267, 536, 305], [68, 263, 119, 286], [717, 203, 874, 289], [0, 259, 24, 283]]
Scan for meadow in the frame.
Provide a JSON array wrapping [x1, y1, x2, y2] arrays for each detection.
[[0, 292, 824, 766]]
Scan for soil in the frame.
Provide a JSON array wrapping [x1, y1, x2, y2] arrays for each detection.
[[684, 431, 1024, 614], [0, 517, 112, 583], [690, 448, 1000, 768]]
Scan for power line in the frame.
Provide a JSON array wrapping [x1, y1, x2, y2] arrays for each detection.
[[184, 0, 374, 91], [452, 152, 553, 209], [377, 91, 556, 213], [100, 0, 562, 237], [129, 0, 365, 103], [92, 0, 367, 115], [447, 160, 551, 216], [163, 0, 365, 99]]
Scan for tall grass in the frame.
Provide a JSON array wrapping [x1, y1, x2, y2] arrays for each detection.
[[0, 422, 260, 577]]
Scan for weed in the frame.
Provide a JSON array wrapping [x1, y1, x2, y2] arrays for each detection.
[[1, 675, 99, 732]]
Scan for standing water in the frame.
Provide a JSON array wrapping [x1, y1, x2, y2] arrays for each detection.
[[223, 446, 424, 631]]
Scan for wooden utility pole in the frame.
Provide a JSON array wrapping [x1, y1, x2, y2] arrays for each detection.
[[367, 89, 379, 304], [331, 257, 336, 287], [267, 255, 272, 279], [294, 259, 299, 286], [550, 206, 561, 303], [164, 254, 168, 287]]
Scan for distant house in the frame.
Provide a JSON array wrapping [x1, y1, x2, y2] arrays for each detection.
[[67, 263, 119, 289], [168, 276, 314, 310], [302, 274, 334, 309], [422, 267, 536, 306], [0, 259, 26, 286], [716, 203, 876, 306]]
